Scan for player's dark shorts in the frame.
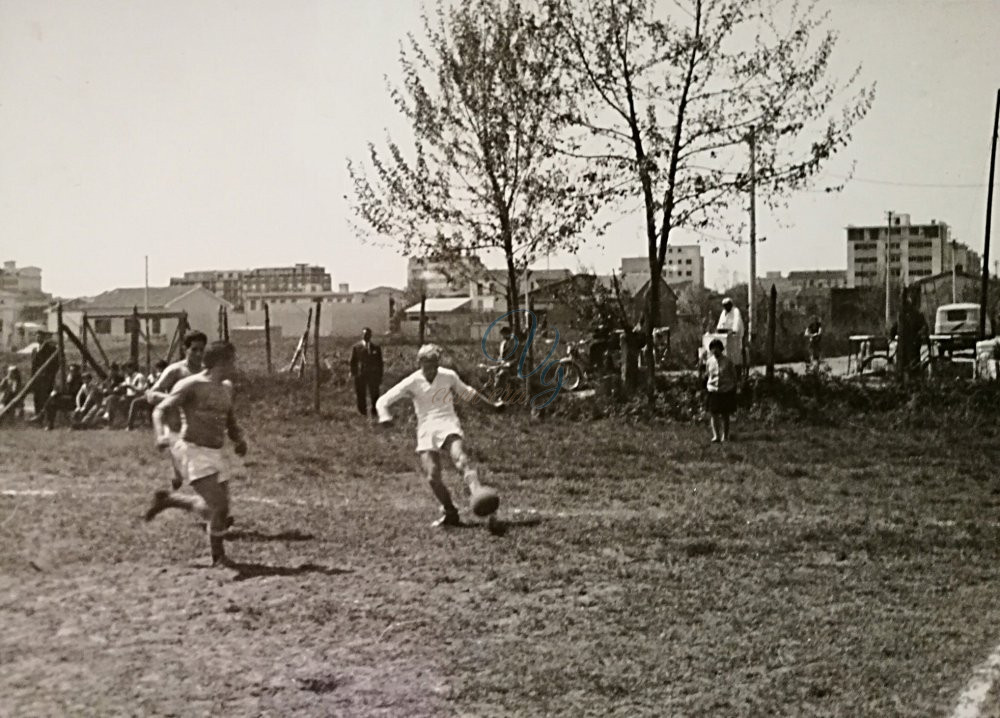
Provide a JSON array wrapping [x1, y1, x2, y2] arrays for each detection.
[[706, 389, 737, 415]]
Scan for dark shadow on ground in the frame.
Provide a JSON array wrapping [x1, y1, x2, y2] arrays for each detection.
[[220, 562, 352, 581], [226, 529, 315, 542], [485, 516, 543, 537]]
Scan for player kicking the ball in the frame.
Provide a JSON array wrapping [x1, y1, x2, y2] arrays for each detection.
[[144, 341, 248, 567], [376, 344, 503, 528]]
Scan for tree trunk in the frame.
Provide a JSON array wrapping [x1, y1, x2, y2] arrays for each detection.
[[766, 285, 777, 380], [504, 244, 521, 337], [896, 284, 911, 384], [621, 330, 639, 393]]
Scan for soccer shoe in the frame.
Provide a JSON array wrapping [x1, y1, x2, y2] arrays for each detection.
[[144, 490, 171, 522], [430, 510, 462, 528]]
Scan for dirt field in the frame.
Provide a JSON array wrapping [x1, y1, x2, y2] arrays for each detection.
[[3, 372, 1000, 716]]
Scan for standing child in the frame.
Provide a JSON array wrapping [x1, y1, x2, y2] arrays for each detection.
[[144, 341, 247, 567], [705, 338, 738, 443]]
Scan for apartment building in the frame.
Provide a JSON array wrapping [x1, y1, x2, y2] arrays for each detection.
[[846, 214, 981, 288], [170, 264, 331, 311], [0, 261, 53, 349], [621, 244, 705, 287]]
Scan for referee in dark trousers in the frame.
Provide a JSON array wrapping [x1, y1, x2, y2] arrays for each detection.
[[350, 327, 384, 418]]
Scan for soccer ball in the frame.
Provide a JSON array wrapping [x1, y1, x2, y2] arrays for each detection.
[[470, 485, 500, 517]]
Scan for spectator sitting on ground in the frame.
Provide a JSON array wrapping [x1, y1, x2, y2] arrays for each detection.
[[42, 363, 84, 430], [102, 362, 131, 427], [74, 373, 105, 429], [0, 365, 24, 423], [127, 360, 167, 430]]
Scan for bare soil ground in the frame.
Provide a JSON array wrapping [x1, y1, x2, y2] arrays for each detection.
[[3, 373, 1000, 716]]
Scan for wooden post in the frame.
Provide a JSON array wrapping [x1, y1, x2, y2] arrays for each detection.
[[82, 312, 88, 353], [766, 285, 777, 379], [165, 320, 182, 364], [313, 299, 322, 413], [83, 316, 110, 368], [130, 306, 140, 367], [223, 308, 230, 343], [56, 303, 67, 388], [0, 351, 59, 422], [981, 88, 1000, 339], [264, 302, 273, 374], [418, 292, 427, 345], [218, 306, 224, 341], [179, 312, 189, 359], [62, 324, 108, 380], [145, 315, 152, 374], [897, 283, 910, 383]]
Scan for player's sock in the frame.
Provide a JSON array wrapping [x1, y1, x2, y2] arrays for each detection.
[[462, 467, 482, 494], [427, 475, 457, 512]]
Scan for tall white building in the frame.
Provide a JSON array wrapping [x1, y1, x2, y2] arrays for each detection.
[[846, 214, 981, 289], [621, 244, 704, 287]]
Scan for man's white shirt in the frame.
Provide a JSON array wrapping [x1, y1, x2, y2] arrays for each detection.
[[376, 367, 475, 452], [717, 307, 745, 336]]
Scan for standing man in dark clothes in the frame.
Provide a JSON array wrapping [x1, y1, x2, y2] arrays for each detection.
[[29, 331, 58, 422], [350, 327, 384, 418]]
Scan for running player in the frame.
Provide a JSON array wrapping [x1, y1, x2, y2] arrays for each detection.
[[147, 331, 207, 489], [144, 341, 247, 567], [375, 343, 503, 527]]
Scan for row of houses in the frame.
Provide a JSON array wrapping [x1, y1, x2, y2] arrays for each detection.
[[45, 282, 409, 344]]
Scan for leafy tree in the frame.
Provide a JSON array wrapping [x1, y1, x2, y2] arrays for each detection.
[[347, 0, 604, 335], [549, 0, 875, 393]]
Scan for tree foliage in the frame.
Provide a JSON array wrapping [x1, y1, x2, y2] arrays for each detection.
[[548, 0, 875, 389], [347, 0, 606, 332]]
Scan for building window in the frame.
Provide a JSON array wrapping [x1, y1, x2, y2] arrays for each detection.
[[95, 318, 112, 334], [151, 318, 162, 335], [924, 226, 940, 238]]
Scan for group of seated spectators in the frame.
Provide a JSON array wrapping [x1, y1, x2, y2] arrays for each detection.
[[27, 359, 169, 430]]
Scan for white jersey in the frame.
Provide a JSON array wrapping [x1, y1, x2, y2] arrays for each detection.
[[376, 367, 476, 452]]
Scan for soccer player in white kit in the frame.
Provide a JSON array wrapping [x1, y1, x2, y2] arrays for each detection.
[[376, 344, 503, 527]]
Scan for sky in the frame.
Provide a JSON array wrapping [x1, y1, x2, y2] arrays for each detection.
[[1, 0, 999, 299]]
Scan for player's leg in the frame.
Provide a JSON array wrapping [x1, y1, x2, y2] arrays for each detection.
[[144, 487, 210, 522], [709, 412, 721, 442], [420, 451, 460, 527], [191, 474, 230, 565], [354, 376, 367, 416], [367, 379, 380, 417], [126, 397, 145, 430], [444, 436, 483, 495]]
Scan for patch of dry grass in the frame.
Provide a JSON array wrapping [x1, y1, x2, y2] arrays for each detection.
[[1, 373, 1000, 716]]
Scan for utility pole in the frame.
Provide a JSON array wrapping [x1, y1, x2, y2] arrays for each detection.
[[748, 126, 757, 348], [885, 211, 893, 331], [951, 239, 958, 303], [980, 88, 1000, 339]]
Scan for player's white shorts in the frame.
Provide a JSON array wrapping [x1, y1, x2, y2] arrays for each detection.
[[172, 438, 228, 483], [416, 418, 464, 453]]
